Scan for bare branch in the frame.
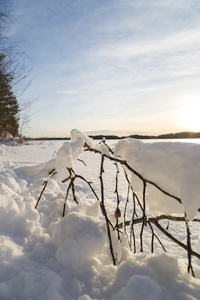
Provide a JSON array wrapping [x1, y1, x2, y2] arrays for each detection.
[[36, 140, 200, 273], [84, 146, 182, 204], [99, 155, 116, 265], [35, 171, 57, 209], [185, 214, 195, 277]]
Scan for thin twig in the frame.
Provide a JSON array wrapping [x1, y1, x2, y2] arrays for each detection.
[[154, 220, 200, 260], [117, 215, 200, 228], [84, 147, 182, 204], [116, 215, 200, 259], [77, 158, 87, 166], [71, 179, 78, 204], [75, 174, 100, 201], [114, 163, 121, 241], [99, 155, 116, 265], [147, 221, 166, 253], [124, 184, 130, 247], [140, 180, 147, 252], [100, 139, 114, 155], [63, 180, 73, 217], [35, 171, 57, 209], [130, 192, 137, 253], [185, 214, 195, 277]]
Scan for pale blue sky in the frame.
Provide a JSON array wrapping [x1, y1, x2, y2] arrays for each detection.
[[9, 0, 200, 137]]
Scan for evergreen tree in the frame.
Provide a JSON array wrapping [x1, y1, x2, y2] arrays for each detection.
[[0, 54, 19, 136], [0, 1, 31, 137]]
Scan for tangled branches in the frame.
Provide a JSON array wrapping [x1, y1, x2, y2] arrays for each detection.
[[35, 140, 200, 276]]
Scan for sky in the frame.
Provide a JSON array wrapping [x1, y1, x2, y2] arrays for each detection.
[[7, 0, 200, 137]]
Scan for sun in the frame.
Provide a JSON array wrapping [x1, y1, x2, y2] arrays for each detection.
[[178, 97, 200, 132]]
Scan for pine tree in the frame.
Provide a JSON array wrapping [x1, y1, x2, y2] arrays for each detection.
[[0, 54, 19, 136]]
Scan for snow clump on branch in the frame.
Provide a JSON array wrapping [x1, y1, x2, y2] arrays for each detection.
[[114, 138, 200, 220]]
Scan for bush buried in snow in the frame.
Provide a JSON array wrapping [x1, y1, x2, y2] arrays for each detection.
[[0, 129, 200, 299]]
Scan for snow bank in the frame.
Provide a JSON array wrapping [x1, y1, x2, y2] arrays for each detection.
[[0, 131, 200, 299]]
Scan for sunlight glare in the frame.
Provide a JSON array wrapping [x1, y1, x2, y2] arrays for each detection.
[[178, 96, 200, 132]]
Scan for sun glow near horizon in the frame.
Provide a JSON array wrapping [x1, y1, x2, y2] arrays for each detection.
[[177, 96, 200, 132]]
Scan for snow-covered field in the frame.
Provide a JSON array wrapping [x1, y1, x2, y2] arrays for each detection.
[[0, 130, 200, 300]]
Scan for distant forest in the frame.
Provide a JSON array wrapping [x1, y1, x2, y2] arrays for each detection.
[[90, 131, 200, 140], [125, 131, 200, 140], [33, 131, 200, 141]]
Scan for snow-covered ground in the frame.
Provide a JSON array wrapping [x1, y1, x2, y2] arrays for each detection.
[[0, 130, 200, 300]]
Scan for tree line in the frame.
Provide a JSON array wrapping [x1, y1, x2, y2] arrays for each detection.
[[127, 131, 200, 140], [86, 132, 200, 140], [0, 0, 30, 138]]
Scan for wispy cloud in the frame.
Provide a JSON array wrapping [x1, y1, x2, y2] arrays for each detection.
[[12, 0, 200, 137], [93, 29, 200, 59], [58, 90, 82, 94]]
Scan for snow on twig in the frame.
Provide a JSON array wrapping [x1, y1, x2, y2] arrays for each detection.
[[35, 132, 200, 272]]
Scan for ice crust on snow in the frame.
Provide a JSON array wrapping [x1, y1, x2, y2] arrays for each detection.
[[0, 130, 200, 299]]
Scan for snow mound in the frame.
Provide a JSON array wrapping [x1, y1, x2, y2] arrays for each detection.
[[109, 253, 200, 300], [52, 211, 106, 269], [114, 138, 200, 220]]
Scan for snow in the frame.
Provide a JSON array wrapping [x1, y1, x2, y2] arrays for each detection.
[[52, 211, 106, 270], [0, 131, 200, 299], [114, 138, 200, 220]]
